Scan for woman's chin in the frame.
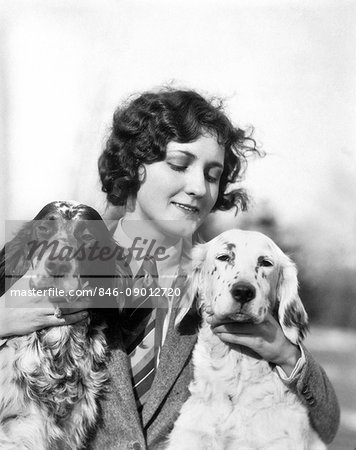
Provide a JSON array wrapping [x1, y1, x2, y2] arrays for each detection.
[[162, 222, 197, 240]]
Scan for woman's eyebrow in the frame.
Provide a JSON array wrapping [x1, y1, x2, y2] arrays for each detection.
[[167, 150, 224, 169]]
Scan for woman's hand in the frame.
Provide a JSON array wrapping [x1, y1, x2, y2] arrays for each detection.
[[0, 306, 90, 338], [207, 312, 301, 377], [0, 270, 92, 338]]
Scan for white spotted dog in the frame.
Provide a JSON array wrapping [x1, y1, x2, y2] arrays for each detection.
[[0, 201, 118, 450], [167, 229, 325, 450]]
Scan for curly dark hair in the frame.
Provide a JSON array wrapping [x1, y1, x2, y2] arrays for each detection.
[[98, 88, 259, 212]]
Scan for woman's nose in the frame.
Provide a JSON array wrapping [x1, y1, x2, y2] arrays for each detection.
[[185, 170, 207, 197]]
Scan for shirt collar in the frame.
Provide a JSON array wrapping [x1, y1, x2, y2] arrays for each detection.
[[113, 218, 184, 280]]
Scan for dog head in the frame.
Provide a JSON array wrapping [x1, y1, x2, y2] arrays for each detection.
[[177, 229, 308, 344], [1, 201, 117, 308]]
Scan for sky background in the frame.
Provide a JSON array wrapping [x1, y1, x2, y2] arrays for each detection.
[[1, 0, 355, 246]]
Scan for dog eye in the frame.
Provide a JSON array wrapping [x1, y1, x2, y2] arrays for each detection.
[[259, 259, 273, 267], [81, 233, 95, 242], [37, 224, 50, 234], [216, 254, 230, 262]]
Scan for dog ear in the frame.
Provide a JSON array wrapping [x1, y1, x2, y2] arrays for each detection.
[[276, 251, 308, 344], [0, 222, 35, 296], [174, 242, 207, 327]]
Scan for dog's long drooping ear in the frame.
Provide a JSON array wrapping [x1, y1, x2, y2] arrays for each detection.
[[0, 223, 35, 296], [276, 251, 308, 345], [174, 242, 208, 327]]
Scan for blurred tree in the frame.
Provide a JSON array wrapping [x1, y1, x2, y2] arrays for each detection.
[[291, 150, 356, 328]]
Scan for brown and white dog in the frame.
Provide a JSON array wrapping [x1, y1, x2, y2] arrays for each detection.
[[168, 229, 325, 450], [0, 201, 117, 450]]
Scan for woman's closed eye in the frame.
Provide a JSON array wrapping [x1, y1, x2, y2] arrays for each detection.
[[168, 163, 187, 172], [205, 170, 222, 184], [167, 162, 221, 184]]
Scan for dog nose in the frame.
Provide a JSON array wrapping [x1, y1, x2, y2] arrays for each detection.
[[231, 282, 256, 304], [45, 259, 73, 276]]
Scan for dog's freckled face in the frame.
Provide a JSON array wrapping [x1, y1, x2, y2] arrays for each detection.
[[189, 229, 309, 344], [195, 233, 279, 323]]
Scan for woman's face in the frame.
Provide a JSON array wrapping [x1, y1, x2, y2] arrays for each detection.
[[126, 134, 224, 240]]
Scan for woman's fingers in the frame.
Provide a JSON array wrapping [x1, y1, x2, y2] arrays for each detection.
[[34, 307, 90, 327], [208, 313, 277, 335], [58, 306, 89, 315], [44, 310, 89, 327], [209, 313, 300, 371], [211, 322, 257, 335], [53, 299, 94, 315], [1, 290, 93, 336]]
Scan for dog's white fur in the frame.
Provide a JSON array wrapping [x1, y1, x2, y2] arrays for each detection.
[[167, 229, 325, 450]]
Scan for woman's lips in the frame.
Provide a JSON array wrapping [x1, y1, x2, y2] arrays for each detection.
[[171, 202, 199, 213]]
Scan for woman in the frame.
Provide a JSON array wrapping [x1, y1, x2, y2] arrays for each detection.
[[0, 88, 339, 449]]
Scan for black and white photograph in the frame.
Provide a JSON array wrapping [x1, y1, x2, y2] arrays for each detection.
[[0, 1, 355, 449]]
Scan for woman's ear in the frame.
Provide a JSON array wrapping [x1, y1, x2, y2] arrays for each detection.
[[138, 165, 146, 182], [174, 242, 208, 327], [276, 251, 309, 345]]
